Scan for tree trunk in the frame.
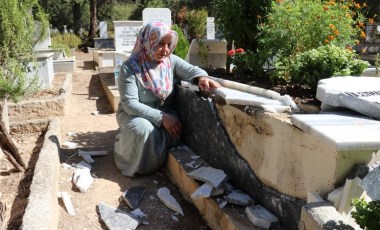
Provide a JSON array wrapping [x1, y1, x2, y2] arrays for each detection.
[[0, 100, 25, 171], [72, 2, 82, 36], [88, 0, 97, 44]]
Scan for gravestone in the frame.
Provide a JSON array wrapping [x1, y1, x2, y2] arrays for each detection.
[[99, 21, 108, 39], [26, 52, 55, 88], [185, 39, 227, 70], [142, 8, 171, 26], [207, 17, 215, 40], [114, 21, 143, 53], [34, 22, 51, 49], [316, 76, 380, 120]]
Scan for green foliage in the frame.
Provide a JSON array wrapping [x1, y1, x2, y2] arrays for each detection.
[[185, 8, 208, 40], [0, 0, 48, 102], [351, 198, 380, 230], [172, 24, 189, 59], [109, 3, 141, 21], [214, 0, 272, 51], [52, 33, 82, 49], [289, 44, 369, 88], [258, 0, 367, 83], [228, 48, 262, 78]]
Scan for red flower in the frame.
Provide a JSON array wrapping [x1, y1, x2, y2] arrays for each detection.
[[227, 49, 236, 56], [236, 48, 245, 53]]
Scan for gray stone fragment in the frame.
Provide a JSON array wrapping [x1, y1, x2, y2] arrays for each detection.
[[187, 167, 228, 189], [157, 187, 184, 216], [191, 183, 213, 199], [347, 164, 370, 179], [362, 166, 380, 200], [98, 203, 140, 230], [246, 205, 279, 229], [122, 186, 145, 209], [226, 190, 254, 206]]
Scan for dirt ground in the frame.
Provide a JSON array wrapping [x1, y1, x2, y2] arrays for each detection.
[[0, 51, 209, 230]]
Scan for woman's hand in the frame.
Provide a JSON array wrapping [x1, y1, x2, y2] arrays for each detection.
[[198, 77, 221, 92], [162, 113, 182, 139]]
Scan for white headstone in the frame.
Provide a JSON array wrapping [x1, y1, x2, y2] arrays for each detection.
[[99, 21, 108, 39], [142, 8, 171, 26], [113, 21, 143, 53], [35, 22, 51, 49], [207, 17, 215, 40], [26, 52, 54, 88], [316, 76, 380, 120], [185, 39, 227, 70]]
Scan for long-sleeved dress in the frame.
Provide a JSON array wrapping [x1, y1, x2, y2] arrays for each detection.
[[114, 54, 207, 177]]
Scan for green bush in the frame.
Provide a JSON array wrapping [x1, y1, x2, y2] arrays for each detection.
[[172, 24, 189, 59], [185, 8, 208, 40], [290, 44, 369, 88], [52, 33, 82, 49], [352, 198, 380, 230], [228, 48, 263, 78], [258, 0, 367, 82]]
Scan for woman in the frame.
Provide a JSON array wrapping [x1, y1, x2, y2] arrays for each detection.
[[114, 22, 221, 177]]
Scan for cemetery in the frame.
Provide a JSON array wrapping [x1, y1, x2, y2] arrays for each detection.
[[1, 1, 380, 230]]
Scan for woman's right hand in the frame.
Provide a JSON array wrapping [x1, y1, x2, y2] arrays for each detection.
[[162, 113, 182, 139]]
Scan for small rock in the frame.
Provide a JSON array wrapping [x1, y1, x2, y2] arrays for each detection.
[[75, 161, 92, 171], [187, 167, 228, 189], [89, 96, 99, 100], [98, 203, 140, 230], [190, 155, 201, 160], [191, 183, 213, 199], [122, 186, 145, 209], [171, 215, 179, 221], [362, 166, 380, 200], [130, 208, 147, 219], [58, 191, 76, 216], [347, 164, 370, 179], [72, 168, 94, 193], [62, 141, 77, 149], [91, 111, 99, 116], [226, 190, 254, 206]]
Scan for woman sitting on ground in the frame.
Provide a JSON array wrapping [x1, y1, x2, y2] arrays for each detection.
[[114, 22, 221, 177]]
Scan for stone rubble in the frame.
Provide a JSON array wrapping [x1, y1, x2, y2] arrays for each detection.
[[191, 183, 213, 200], [98, 203, 140, 230], [122, 186, 145, 209], [62, 141, 77, 149], [187, 167, 228, 189], [72, 168, 94, 193], [225, 189, 255, 206], [58, 191, 76, 216], [361, 166, 380, 200], [246, 205, 279, 229], [157, 187, 184, 216]]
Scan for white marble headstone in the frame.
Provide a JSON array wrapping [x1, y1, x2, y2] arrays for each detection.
[[99, 21, 108, 39], [142, 8, 171, 26], [113, 21, 143, 53], [34, 21, 51, 49], [207, 17, 215, 40], [185, 39, 227, 70], [316, 76, 380, 120]]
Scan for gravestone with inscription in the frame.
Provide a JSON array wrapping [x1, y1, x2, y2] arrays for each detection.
[[207, 17, 215, 40], [113, 21, 143, 53], [99, 21, 108, 39], [142, 8, 171, 26], [316, 76, 380, 120], [185, 39, 227, 70]]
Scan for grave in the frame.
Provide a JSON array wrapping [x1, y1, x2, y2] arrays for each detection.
[[185, 39, 227, 70], [316, 76, 380, 120], [26, 51, 55, 88], [207, 17, 215, 40], [113, 20, 143, 54], [142, 8, 171, 26], [99, 21, 108, 39]]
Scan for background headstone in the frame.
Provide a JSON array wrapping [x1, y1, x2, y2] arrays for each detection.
[[113, 21, 143, 53], [185, 39, 227, 70], [99, 21, 108, 39], [207, 17, 215, 40], [142, 8, 171, 26], [34, 22, 51, 49]]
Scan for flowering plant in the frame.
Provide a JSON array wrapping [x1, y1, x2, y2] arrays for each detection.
[[228, 48, 260, 77]]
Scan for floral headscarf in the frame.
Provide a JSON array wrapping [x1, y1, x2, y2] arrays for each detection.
[[127, 22, 178, 101]]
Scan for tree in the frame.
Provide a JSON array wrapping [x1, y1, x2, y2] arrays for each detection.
[[0, 0, 48, 171], [88, 0, 97, 43]]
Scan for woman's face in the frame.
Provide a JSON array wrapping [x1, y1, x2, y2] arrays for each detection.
[[153, 33, 172, 62]]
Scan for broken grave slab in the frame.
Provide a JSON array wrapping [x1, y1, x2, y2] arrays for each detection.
[[246, 205, 279, 229], [122, 186, 145, 209], [157, 187, 184, 216], [98, 203, 140, 230], [362, 166, 380, 200], [187, 166, 228, 189], [316, 76, 380, 120], [226, 190, 255, 206]]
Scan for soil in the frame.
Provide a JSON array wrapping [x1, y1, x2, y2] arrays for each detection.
[[0, 51, 320, 230]]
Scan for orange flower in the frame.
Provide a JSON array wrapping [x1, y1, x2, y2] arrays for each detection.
[[358, 22, 364, 28], [346, 46, 353, 51], [324, 39, 329, 44], [236, 48, 245, 53], [334, 30, 340, 36], [328, 35, 335, 40], [329, 24, 336, 29], [227, 49, 236, 56], [323, 6, 329, 11], [363, 3, 367, 7], [360, 31, 366, 39], [355, 3, 361, 9], [355, 40, 360, 45], [369, 18, 374, 24]]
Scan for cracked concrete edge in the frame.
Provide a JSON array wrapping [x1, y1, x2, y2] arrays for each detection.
[[20, 118, 61, 230], [165, 150, 257, 230], [8, 73, 72, 120]]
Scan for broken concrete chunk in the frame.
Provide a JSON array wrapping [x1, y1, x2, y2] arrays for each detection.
[[80, 154, 95, 165], [98, 203, 140, 230], [246, 205, 279, 229], [327, 187, 344, 210], [347, 164, 370, 179], [74, 161, 92, 171], [191, 183, 213, 200], [72, 168, 94, 193], [187, 167, 228, 189], [61, 163, 74, 170], [226, 190, 254, 206], [338, 177, 364, 215], [362, 166, 380, 200], [58, 192, 76, 216], [190, 155, 201, 160], [122, 186, 145, 209], [78, 150, 108, 156], [157, 187, 184, 216], [130, 208, 147, 219]]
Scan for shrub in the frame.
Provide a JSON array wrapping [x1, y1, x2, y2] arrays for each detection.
[[172, 24, 189, 59], [290, 44, 369, 88], [351, 198, 380, 230], [258, 0, 367, 82], [228, 48, 263, 78], [52, 33, 82, 49]]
